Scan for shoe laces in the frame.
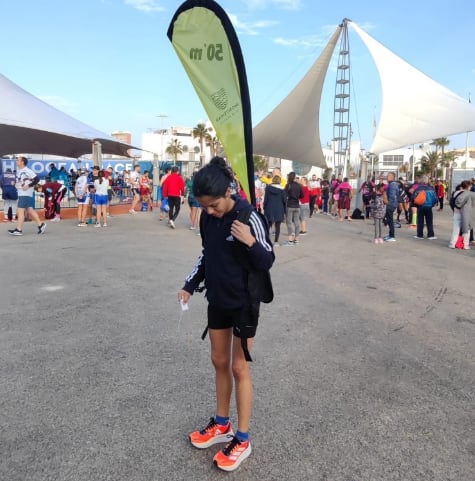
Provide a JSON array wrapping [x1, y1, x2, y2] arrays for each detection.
[[200, 417, 219, 435], [222, 436, 242, 456]]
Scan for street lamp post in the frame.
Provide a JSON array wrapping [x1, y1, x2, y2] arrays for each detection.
[[411, 144, 415, 182], [449, 161, 457, 194], [92, 140, 102, 169], [154, 114, 168, 202], [156, 114, 168, 160], [367, 152, 374, 178]]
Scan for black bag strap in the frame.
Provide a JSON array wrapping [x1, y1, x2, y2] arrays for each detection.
[[199, 204, 272, 362], [233, 205, 260, 362]]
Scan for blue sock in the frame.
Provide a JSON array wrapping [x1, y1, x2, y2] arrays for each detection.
[[215, 415, 229, 426], [236, 430, 249, 443]]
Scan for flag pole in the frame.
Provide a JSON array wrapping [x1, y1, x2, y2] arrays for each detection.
[[466, 93, 471, 165]]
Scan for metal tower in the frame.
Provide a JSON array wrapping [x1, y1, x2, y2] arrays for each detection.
[[333, 19, 351, 177]]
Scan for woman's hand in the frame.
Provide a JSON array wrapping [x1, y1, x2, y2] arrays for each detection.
[[231, 220, 255, 248], [178, 289, 191, 304]]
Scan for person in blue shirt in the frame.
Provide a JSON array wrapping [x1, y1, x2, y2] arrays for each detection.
[[412, 175, 438, 239], [384, 172, 400, 242], [0, 168, 18, 222]]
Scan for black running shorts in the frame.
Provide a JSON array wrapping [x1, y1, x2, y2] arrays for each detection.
[[207, 303, 259, 339]]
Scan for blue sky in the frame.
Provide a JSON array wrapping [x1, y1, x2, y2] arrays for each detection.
[[1, 0, 474, 153]]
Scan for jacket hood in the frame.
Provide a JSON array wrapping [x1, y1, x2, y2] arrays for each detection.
[[231, 195, 251, 214], [267, 184, 284, 195]]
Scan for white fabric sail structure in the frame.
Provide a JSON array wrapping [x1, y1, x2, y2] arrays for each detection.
[[253, 26, 342, 167], [349, 22, 475, 154], [0, 73, 137, 158]]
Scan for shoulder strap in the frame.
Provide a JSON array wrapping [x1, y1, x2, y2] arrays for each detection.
[[454, 190, 467, 208], [236, 205, 273, 362], [232, 206, 255, 271], [236, 204, 253, 224], [199, 209, 211, 240]]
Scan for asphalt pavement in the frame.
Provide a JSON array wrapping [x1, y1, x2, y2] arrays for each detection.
[[0, 207, 473, 481]]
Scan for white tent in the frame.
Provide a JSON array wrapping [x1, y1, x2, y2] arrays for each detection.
[[253, 26, 342, 168], [0, 73, 136, 158], [252, 21, 475, 167], [349, 22, 475, 155]]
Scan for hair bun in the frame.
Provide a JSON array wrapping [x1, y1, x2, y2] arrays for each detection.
[[209, 156, 226, 167]]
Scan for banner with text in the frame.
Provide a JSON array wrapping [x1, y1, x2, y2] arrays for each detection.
[[167, 0, 255, 204]]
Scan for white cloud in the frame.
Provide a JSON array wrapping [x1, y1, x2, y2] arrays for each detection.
[[229, 14, 278, 36], [273, 24, 344, 49], [273, 34, 328, 49], [39, 95, 80, 115], [272, 0, 302, 9], [240, 0, 302, 10], [124, 0, 165, 13]]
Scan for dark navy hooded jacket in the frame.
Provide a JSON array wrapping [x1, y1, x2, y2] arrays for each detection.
[[183, 196, 275, 309]]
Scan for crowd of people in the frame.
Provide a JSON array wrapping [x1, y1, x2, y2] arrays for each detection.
[[2, 158, 475, 250], [356, 173, 475, 247], [2, 156, 474, 472], [255, 168, 475, 250]]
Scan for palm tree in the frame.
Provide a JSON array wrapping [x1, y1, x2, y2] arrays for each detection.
[[432, 137, 450, 178], [399, 162, 410, 176], [420, 151, 439, 178], [205, 132, 221, 158], [192, 123, 208, 167], [443, 150, 457, 190], [253, 155, 268, 172], [165, 138, 183, 165]]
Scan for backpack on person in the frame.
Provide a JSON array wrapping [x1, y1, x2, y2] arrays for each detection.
[[413, 189, 427, 206], [198, 205, 274, 303], [414, 187, 437, 207], [199, 204, 274, 361], [449, 191, 464, 211], [423, 189, 437, 207]]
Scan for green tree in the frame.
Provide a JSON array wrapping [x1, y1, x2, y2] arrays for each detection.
[[399, 162, 410, 176], [432, 137, 450, 178], [192, 123, 208, 167], [205, 133, 222, 158], [420, 151, 439, 178], [440, 150, 456, 180], [443, 150, 457, 188], [253, 155, 268, 173], [165, 138, 183, 165], [323, 167, 332, 180]]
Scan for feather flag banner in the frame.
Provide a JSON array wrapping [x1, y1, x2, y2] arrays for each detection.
[[167, 0, 255, 204]]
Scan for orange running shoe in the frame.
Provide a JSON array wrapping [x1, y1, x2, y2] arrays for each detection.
[[189, 417, 234, 449], [213, 436, 252, 472]]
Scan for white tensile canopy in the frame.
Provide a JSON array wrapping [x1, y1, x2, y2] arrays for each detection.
[[0, 73, 136, 158], [252, 21, 475, 168], [253, 26, 342, 168], [349, 21, 475, 154]]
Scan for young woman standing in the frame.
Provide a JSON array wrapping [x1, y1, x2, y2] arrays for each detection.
[[93, 170, 109, 227], [177, 157, 274, 472]]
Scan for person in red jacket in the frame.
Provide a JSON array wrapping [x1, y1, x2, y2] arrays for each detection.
[[162, 166, 185, 228], [436, 179, 446, 211]]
